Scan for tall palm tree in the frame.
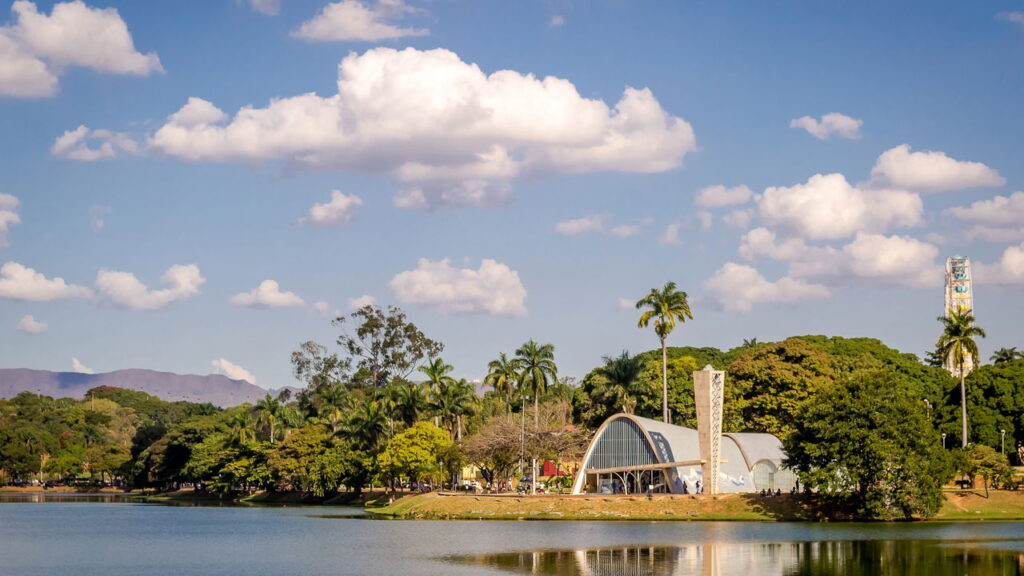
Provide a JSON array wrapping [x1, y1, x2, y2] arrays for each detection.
[[418, 357, 455, 426], [254, 391, 292, 443], [636, 281, 693, 423], [990, 347, 1021, 364], [936, 309, 987, 448], [594, 351, 644, 414], [227, 411, 256, 446], [515, 339, 557, 428], [390, 381, 429, 427], [483, 353, 521, 414], [346, 400, 389, 451]]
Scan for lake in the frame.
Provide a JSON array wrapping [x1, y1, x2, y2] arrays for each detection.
[[1, 494, 1022, 576]]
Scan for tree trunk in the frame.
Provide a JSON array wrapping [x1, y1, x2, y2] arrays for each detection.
[[661, 337, 669, 423], [960, 367, 968, 449], [534, 394, 539, 430]]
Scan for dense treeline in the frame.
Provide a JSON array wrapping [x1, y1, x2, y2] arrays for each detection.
[[2, 303, 1022, 519]]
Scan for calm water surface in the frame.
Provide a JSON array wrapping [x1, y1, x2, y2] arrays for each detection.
[[1, 494, 1022, 576]]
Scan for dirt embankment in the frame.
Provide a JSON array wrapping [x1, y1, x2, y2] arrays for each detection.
[[369, 490, 1024, 522]]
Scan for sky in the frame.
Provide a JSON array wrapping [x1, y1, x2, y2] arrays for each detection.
[[1, 0, 1023, 390]]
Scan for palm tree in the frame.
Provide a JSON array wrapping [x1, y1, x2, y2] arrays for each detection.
[[390, 381, 429, 427], [636, 281, 693, 423], [418, 357, 455, 426], [254, 391, 292, 443], [430, 378, 477, 440], [936, 309, 987, 448], [990, 347, 1021, 364], [742, 338, 759, 348], [227, 411, 256, 446], [515, 340, 558, 428], [347, 400, 389, 451], [594, 351, 644, 414], [483, 353, 521, 414]]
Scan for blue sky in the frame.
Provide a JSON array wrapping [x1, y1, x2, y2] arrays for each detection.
[[2, 0, 1023, 389]]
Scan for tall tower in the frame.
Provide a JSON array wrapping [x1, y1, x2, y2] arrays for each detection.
[[943, 255, 974, 376]]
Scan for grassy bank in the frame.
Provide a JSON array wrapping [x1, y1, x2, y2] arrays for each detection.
[[368, 490, 1024, 522]]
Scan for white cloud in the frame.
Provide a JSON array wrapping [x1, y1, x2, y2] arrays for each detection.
[[230, 279, 305, 308], [16, 314, 46, 334], [964, 226, 1024, 244], [789, 113, 863, 140], [246, 0, 280, 16], [293, 0, 428, 42], [758, 173, 922, 240], [0, 193, 20, 247], [347, 294, 376, 309], [149, 47, 696, 211], [554, 215, 605, 236], [974, 243, 1024, 285], [549, 15, 564, 28], [609, 220, 649, 238], [694, 184, 752, 208], [788, 233, 942, 289], [947, 191, 1024, 228], [300, 190, 362, 227], [0, 1, 161, 99], [869, 144, 1005, 192], [659, 223, 683, 246], [389, 257, 527, 316], [696, 210, 713, 230], [739, 227, 813, 261], [722, 209, 753, 229], [89, 205, 110, 231], [51, 125, 139, 161], [211, 358, 256, 384], [704, 263, 830, 312], [71, 357, 95, 374], [0, 261, 92, 301], [168, 97, 227, 127], [998, 11, 1024, 26], [96, 264, 204, 310]]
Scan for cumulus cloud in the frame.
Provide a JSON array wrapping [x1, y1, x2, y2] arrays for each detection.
[[789, 113, 863, 140], [609, 220, 650, 238], [96, 264, 204, 310], [0, 261, 92, 301], [974, 243, 1024, 285], [869, 144, 1005, 192], [696, 210, 713, 230], [964, 226, 1024, 243], [787, 233, 942, 289], [347, 294, 376, 309], [51, 125, 139, 161], [739, 227, 814, 261], [389, 257, 527, 316], [16, 314, 47, 334], [757, 173, 922, 240], [300, 190, 362, 227], [998, 11, 1024, 26], [0, 193, 20, 247], [694, 184, 752, 208], [211, 358, 257, 384], [947, 191, 1024, 228], [0, 1, 161, 99], [549, 15, 565, 28], [293, 0, 427, 42], [659, 223, 683, 246], [246, 0, 280, 16], [230, 280, 305, 308], [71, 357, 95, 374], [704, 263, 830, 312], [149, 47, 696, 210], [554, 215, 605, 236]]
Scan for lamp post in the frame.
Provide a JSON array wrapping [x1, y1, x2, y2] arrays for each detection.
[[923, 399, 931, 421], [941, 433, 946, 450], [1000, 429, 1006, 454]]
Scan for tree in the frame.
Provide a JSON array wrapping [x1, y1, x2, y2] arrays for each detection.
[[430, 378, 477, 440], [388, 380, 429, 428], [636, 281, 693, 422], [515, 340, 558, 428], [592, 351, 645, 414], [990, 347, 1022, 364], [346, 400, 389, 451], [936, 309, 987, 448], [335, 305, 443, 388], [254, 391, 294, 444], [962, 444, 1013, 497], [266, 426, 352, 497], [785, 369, 949, 520], [483, 353, 520, 414], [377, 422, 452, 486]]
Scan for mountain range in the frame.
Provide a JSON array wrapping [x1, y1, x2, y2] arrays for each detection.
[[0, 368, 297, 407]]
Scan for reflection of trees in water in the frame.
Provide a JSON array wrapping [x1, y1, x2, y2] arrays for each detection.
[[462, 540, 1024, 576]]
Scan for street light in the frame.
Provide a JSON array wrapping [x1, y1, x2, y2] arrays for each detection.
[[1001, 429, 1006, 454], [923, 399, 931, 421], [941, 433, 946, 450]]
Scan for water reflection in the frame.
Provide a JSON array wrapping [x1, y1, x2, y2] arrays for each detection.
[[460, 540, 1024, 576]]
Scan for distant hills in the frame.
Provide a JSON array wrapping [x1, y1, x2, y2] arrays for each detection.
[[0, 368, 297, 407]]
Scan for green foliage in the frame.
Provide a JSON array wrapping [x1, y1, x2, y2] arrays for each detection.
[[961, 444, 1014, 494], [785, 369, 949, 520], [963, 359, 1024, 451], [266, 426, 352, 497], [377, 422, 452, 484], [335, 305, 444, 388]]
